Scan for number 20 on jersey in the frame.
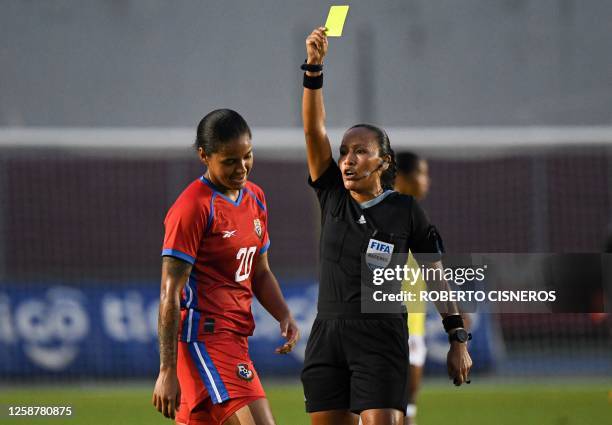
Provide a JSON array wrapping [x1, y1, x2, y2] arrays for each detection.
[[235, 246, 257, 282]]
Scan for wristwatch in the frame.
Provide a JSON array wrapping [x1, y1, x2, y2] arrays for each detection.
[[448, 328, 472, 343]]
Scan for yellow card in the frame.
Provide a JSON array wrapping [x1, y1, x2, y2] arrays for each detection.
[[324, 5, 349, 37]]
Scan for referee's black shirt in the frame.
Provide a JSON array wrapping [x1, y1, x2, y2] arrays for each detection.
[[309, 161, 442, 317]]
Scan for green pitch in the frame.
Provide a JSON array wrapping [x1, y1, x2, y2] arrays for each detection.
[[1, 380, 609, 425]]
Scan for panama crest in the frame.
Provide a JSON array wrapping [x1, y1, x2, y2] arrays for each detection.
[[236, 363, 254, 381], [253, 218, 263, 239]]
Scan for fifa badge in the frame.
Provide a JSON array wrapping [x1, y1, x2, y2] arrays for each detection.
[[365, 238, 394, 271], [253, 218, 263, 239], [236, 363, 254, 381]]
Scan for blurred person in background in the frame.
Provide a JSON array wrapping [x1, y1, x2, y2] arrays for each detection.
[[299, 27, 472, 425], [152, 109, 299, 425], [395, 152, 473, 425], [394, 152, 430, 425], [394, 153, 430, 203]]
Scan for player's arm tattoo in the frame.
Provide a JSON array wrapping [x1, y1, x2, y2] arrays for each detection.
[[158, 256, 191, 369]]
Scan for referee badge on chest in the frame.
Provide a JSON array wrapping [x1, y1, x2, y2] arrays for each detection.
[[365, 238, 394, 270], [253, 218, 263, 239]]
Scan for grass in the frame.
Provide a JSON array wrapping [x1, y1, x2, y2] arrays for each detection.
[[0, 380, 609, 425]]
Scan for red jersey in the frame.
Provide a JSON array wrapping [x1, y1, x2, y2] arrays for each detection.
[[162, 176, 270, 340]]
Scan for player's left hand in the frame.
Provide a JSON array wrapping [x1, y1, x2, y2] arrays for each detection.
[[447, 342, 472, 386], [152, 367, 181, 419], [275, 315, 300, 354]]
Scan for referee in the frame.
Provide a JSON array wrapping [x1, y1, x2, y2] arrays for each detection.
[[299, 28, 473, 425]]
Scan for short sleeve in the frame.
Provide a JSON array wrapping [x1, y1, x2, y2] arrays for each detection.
[[259, 193, 271, 255], [308, 161, 344, 212], [244, 185, 271, 255], [161, 196, 207, 265], [410, 201, 445, 258]]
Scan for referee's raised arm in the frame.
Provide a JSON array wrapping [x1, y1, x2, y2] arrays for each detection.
[[302, 27, 333, 182]]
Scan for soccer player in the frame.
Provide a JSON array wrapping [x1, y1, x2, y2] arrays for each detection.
[[396, 154, 473, 425], [394, 153, 430, 203], [152, 109, 299, 425], [300, 28, 472, 425], [395, 152, 430, 425]]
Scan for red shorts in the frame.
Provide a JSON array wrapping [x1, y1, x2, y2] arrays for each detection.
[[175, 332, 266, 425]]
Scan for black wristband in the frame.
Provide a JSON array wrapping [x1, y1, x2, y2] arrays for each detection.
[[303, 73, 323, 90], [442, 315, 464, 333], [300, 61, 323, 72]]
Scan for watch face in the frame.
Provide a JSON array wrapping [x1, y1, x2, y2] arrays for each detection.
[[454, 329, 469, 342]]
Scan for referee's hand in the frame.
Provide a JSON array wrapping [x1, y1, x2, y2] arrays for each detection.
[[447, 342, 473, 386], [306, 27, 328, 65], [275, 315, 300, 354]]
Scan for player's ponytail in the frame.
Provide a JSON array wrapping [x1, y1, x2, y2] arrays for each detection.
[[348, 123, 397, 190], [195, 109, 252, 154]]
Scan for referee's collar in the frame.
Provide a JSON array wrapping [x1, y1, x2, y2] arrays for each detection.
[[359, 190, 395, 209]]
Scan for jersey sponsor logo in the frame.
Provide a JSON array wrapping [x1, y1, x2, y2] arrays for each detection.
[[236, 363, 254, 381], [222, 230, 237, 238], [365, 239, 395, 270], [357, 215, 366, 224], [253, 219, 263, 239]]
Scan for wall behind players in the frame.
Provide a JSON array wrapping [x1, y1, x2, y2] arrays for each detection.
[[2, 0, 612, 127]]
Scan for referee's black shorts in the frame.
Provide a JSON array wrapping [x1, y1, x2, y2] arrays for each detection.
[[301, 316, 409, 414]]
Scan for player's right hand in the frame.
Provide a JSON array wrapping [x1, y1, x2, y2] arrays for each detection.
[[306, 27, 328, 65], [152, 368, 181, 420]]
